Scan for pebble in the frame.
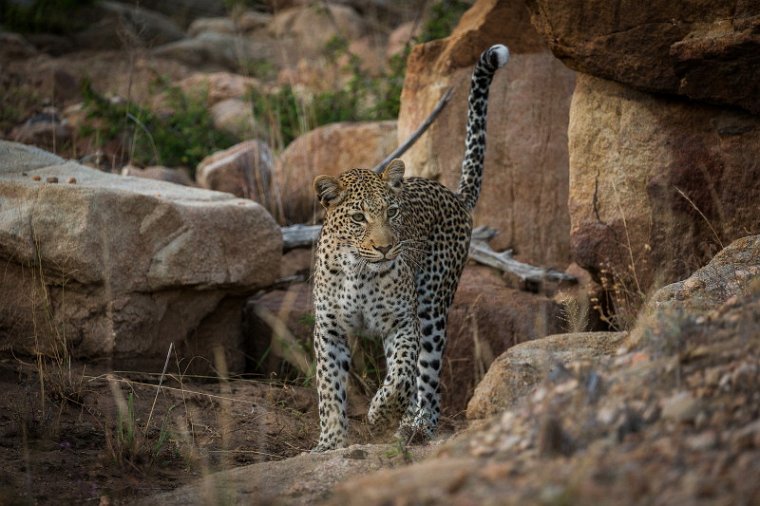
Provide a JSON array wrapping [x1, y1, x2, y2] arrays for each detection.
[[685, 431, 717, 451], [661, 391, 701, 423], [732, 419, 760, 449]]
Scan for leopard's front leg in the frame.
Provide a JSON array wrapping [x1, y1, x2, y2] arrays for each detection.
[[367, 315, 420, 428], [312, 320, 351, 452]]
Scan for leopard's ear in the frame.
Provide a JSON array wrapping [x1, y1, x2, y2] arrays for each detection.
[[382, 159, 405, 193], [314, 175, 344, 208]]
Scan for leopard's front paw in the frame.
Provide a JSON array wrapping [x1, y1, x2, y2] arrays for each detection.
[[310, 442, 334, 453], [396, 411, 435, 444], [368, 387, 395, 427]]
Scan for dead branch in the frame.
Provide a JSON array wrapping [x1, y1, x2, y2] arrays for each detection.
[[468, 240, 576, 283], [280, 224, 576, 284], [372, 87, 454, 173]]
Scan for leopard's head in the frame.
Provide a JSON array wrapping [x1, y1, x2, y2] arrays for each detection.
[[314, 159, 406, 264]]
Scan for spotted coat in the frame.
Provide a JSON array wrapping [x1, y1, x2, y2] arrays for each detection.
[[311, 44, 509, 451]]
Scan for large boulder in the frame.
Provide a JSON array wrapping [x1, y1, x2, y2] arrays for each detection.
[[640, 234, 760, 333], [443, 266, 564, 415], [269, 4, 367, 57], [0, 141, 281, 372], [120, 165, 195, 186], [137, 0, 228, 29], [74, 1, 186, 50], [466, 331, 626, 419], [568, 74, 760, 301], [152, 31, 283, 72], [209, 97, 257, 138], [397, 0, 575, 266], [526, 0, 760, 114], [196, 140, 276, 212], [275, 120, 397, 224], [141, 444, 435, 506], [4, 51, 192, 114]]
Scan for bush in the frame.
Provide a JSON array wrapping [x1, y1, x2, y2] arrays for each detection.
[[418, 0, 470, 43], [250, 36, 409, 149], [0, 0, 97, 34], [81, 82, 238, 171]]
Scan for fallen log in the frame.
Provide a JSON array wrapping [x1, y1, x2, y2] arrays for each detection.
[[281, 224, 576, 284]]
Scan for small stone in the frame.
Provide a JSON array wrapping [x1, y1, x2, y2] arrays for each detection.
[[554, 378, 579, 394], [46, 176, 59, 183], [732, 419, 760, 450], [597, 406, 618, 425], [497, 434, 521, 453], [686, 431, 718, 451], [532, 387, 548, 403], [343, 448, 367, 460], [661, 391, 701, 423], [471, 444, 495, 458], [500, 410, 516, 429]]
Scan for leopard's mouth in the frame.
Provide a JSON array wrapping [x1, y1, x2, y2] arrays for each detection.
[[356, 244, 400, 263]]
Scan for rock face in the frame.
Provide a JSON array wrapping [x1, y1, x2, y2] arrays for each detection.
[[443, 266, 564, 415], [466, 331, 626, 419], [642, 234, 760, 326], [397, 0, 575, 266], [0, 141, 281, 372], [526, 0, 760, 114], [569, 74, 760, 299], [275, 120, 398, 224]]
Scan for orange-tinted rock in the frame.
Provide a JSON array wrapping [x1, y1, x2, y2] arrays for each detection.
[[526, 0, 760, 113], [275, 121, 397, 224], [443, 266, 564, 416], [398, 0, 574, 267], [568, 74, 760, 296]]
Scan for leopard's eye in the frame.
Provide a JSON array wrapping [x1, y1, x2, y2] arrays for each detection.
[[351, 212, 366, 223], [387, 207, 399, 219]]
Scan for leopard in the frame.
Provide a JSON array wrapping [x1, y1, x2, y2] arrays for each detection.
[[310, 44, 509, 451]]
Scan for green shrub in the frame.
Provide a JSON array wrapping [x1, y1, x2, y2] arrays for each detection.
[[250, 36, 409, 149], [418, 0, 470, 43], [0, 0, 97, 34], [81, 82, 237, 171]]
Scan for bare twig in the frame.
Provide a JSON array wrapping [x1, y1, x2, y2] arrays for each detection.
[[372, 88, 454, 173], [674, 186, 724, 249], [144, 342, 173, 437]]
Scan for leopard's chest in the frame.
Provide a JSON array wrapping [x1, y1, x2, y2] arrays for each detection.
[[318, 262, 416, 338]]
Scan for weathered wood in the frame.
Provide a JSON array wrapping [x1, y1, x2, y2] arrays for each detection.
[[280, 224, 576, 284], [281, 224, 320, 250], [469, 240, 576, 283]]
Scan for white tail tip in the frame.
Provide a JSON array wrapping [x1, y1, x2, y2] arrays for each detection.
[[491, 44, 510, 68]]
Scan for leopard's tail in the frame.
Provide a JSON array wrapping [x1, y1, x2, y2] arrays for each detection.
[[457, 44, 509, 212]]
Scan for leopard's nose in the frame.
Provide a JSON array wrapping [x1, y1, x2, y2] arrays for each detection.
[[374, 244, 392, 255]]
